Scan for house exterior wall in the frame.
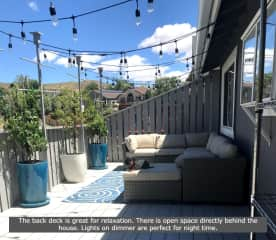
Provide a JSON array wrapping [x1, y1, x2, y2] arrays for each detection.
[[234, 41, 276, 195]]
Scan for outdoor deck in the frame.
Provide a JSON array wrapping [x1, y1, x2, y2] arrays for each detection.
[[0, 163, 268, 240]]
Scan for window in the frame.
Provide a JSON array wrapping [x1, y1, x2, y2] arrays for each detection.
[[221, 48, 236, 138], [241, 0, 276, 104]]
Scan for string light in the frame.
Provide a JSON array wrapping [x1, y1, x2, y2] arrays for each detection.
[[49, 2, 58, 26], [68, 50, 72, 66], [84, 69, 87, 78], [147, 0, 154, 13], [120, 52, 123, 65], [159, 44, 163, 58], [8, 34, 12, 49], [124, 53, 128, 65], [186, 58, 189, 71], [72, 16, 78, 41], [175, 40, 179, 56], [127, 71, 130, 80], [44, 52, 47, 59], [135, 0, 141, 26], [192, 56, 195, 65], [20, 21, 26, 44]]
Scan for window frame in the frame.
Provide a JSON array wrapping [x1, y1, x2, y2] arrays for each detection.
[[220, 47, 237, 139], [240, 0, 276, 106]]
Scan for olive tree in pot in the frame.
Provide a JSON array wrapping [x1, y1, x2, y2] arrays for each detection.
[[0, 88, 49, 207], [53, 90, 87, 182], [84, 98, 108, 169]]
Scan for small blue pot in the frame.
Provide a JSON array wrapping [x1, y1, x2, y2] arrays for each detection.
[[17, 160, 50, 208], [88, 143, 107, 169]]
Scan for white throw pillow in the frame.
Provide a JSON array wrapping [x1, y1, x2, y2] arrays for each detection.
[[135, 134, 157, 148], [216, 143, 238, 159], [125, 135, 138, 152]]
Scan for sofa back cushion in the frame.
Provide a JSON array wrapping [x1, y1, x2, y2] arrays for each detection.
[[155, 134, 186, 149], [135, 134, 157, 149], [185, 132, 209, 147], [125, 135, 138, 152], [206, 133, 238, 158]]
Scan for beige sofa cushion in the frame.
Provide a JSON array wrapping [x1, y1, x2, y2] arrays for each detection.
[[135, 134, 157, 149], [185, 132, 209, 147], [125, 135, 138, 152], [175, 147, 216, 168], [123, 163, 181, 181], [155, 134, 186, 149], [155, 148, 185, 156], [132, 148, 158, 157]]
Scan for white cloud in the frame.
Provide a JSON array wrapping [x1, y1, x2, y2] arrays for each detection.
[[243, 48, 274, 78], [164, 70, 190, 82], [34, 50, 58, 63], [139, 23, 196, 56], [54, 54, 103, 69], [98, 55, 169, 82], [28, 1, 39, 11]]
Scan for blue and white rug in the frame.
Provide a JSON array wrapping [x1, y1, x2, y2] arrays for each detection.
[[63, 171, 124, 203]]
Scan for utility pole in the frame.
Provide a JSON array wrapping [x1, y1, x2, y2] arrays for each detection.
[[98, 67, 103, 115], [31, 32, 47, 140], [76, 56, 86, 153]]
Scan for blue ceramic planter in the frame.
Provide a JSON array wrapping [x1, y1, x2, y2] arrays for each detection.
[[88, 143, 107, 169], [17, 160, 50, 208]]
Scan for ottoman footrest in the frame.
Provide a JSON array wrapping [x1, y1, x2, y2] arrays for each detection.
[[123, 163, 181, 201]]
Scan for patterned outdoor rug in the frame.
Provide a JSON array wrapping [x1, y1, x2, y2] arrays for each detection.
[[63, 171, 124, 203]]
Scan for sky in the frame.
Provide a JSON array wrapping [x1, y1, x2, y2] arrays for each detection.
[[0, 0, 198, 86]]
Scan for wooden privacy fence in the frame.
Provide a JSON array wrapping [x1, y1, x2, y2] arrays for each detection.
[[0, 127, 96, 212], [106, 70, 221, 162]]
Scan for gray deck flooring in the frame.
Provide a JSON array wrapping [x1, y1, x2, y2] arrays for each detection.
[[0, 163, 269, 240]]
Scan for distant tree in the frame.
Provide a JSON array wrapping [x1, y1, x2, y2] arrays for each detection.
[[84, 82, 99, 92], [145, 89, 154, 99], [0, 87, 5, 97], [108, 79, 132, 91], [13, 75, 39, 89], [154, 77, 180, 96]]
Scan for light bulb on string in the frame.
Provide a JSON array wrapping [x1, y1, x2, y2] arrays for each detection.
[[135, 0, 141, 26], [120, 52, 123, 65], [72, 16, 78, 41], [157, 65, 161, 75], [49, 2, 58, 26], [186, 58, 189, 71], [84, 69, 87, 78], [44, 52, 47, 60], [159, 44, 163, 58], [20, 21, 26, 44], [192, 56, 195, 65], [127, 71, 130, 80], [68, 50, 72, 67], [8, 35, 12, 50], [124, 53, 128, 65], [175, 40, 179, 56], [147, 0, 154, 13]]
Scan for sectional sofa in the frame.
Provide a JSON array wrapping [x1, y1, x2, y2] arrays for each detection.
[[122, 132, 247, 203]]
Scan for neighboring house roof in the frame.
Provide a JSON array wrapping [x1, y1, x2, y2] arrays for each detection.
[[93, 89, 123, 100], [134, 86, 148, 95]]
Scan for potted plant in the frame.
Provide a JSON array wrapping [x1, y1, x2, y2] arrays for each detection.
[[53, 90, 87, 182], [0, 88, 49, 207], [84, 97, 108, 169]]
